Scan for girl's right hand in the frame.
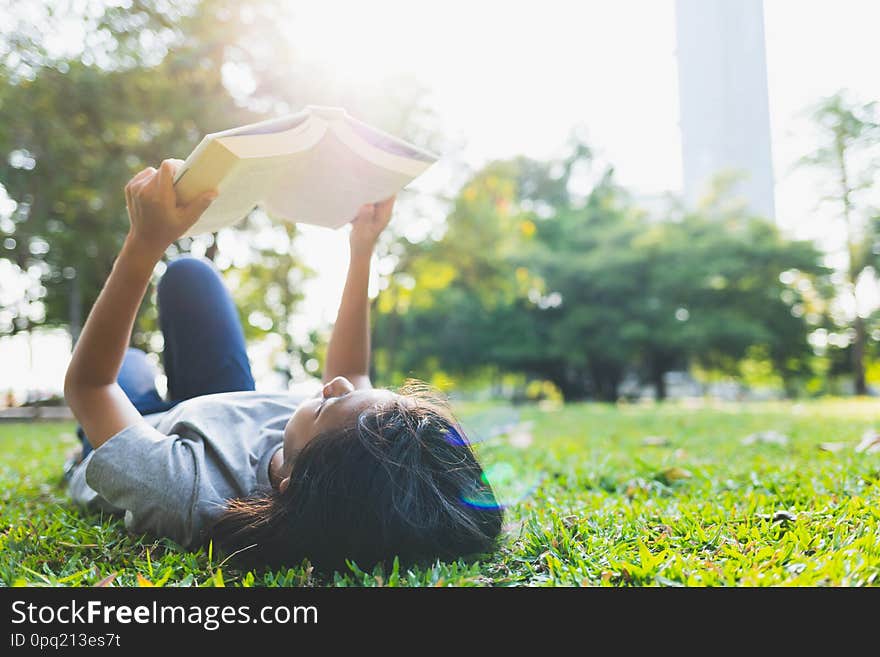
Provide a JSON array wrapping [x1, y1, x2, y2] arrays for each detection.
[[125, 159, 218, 258]]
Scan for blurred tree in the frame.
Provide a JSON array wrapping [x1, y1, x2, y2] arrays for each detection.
[[371, 156, 544, 387], [0, 58, 255, 338], [216, 217, 312, 386], [526, 167, 643, 400], [0, 0, 435, 387], [635, 210, 828, 399], [799, 91, 880, 395], [0, 0, 261, 341], [374, 141, 828, 401]]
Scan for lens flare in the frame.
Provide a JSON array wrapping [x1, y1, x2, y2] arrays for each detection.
[[460, 462, 543, 510], [443, 426, 466, 446], [459, 407, 522, 444]]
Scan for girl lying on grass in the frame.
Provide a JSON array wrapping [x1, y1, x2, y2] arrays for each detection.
[[64, 159, 502, 574]]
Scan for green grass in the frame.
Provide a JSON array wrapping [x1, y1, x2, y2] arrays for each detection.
[[2, 399, 880, 586]]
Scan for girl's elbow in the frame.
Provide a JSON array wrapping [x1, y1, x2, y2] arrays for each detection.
[[63, 367, 89, 415], [63, 376, 81, 417]]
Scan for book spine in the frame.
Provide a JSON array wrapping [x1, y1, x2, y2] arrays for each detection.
[[173, 139, 238, 203]]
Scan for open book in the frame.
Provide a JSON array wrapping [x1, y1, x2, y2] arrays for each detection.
[[172, 105, 439, 237]]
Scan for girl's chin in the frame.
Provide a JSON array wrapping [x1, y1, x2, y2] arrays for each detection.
[[283, 412, 299, 443]]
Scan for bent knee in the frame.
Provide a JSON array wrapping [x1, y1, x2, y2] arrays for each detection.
[[158, 257, 221, 299]]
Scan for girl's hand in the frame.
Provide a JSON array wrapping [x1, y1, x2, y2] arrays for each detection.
[[349, 195, 396, 257], [124, 159, 218, 258]]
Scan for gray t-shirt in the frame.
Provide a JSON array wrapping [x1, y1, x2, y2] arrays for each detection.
[[67, 390, 308, 548]]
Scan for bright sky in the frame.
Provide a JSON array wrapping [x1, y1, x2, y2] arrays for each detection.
[[3, 0, 880, 397], [288, 0, 880, 326]]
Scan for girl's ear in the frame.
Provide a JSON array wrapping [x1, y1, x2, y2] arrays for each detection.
[[279, 477, 291, 494]]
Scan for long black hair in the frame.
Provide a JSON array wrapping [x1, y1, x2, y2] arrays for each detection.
[[209, 382, 504, 574]]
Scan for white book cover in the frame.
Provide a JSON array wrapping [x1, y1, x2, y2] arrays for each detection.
[[173, 105, 439, 237]]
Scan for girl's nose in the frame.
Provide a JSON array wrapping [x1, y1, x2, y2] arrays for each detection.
[[323, 376, 355, 398]]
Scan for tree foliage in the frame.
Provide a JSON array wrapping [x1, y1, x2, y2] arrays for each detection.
[[374, 142, 829, 400], [0, 0, 432, 384], [798, 90, 880, 394]]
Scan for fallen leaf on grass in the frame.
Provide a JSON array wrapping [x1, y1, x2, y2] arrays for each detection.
[[652, 524, 673, 537], [657, 467, 692, 484], [641, 435, 670, 447], [818, 442, 847, 453], [855, 429, 880, 454], [742, 430, 789, 446], [93, 573, 117, 587], [560, 514, 580, 529], [136, 573, 154, 587], [624, 481, 644, 499]]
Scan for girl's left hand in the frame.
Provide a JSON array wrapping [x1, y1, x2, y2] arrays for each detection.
[[125, 159, 218, 257], [349, 195, 396, 257]]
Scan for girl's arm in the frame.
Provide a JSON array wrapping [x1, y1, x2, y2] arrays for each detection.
[[64, 160, 217, 450], [322, 196, 396, 389]]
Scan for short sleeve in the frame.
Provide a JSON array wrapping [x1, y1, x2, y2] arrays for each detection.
[[84, 422, 203, 548]]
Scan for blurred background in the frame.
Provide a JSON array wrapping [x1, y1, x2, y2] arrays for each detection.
[[1, 0, 879, 412]]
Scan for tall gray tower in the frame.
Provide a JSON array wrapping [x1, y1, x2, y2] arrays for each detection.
[[675, 0, 775, 218]]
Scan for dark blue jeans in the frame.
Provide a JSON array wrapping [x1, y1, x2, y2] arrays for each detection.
[[77, 257, 255, 458]]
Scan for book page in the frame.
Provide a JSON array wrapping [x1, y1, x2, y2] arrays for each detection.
[[330, 120, 437, 177], [217, 115, 326, 159], [262, 129, 416, 229], [181, 155, 292, 236], [345, 115, 438, 162], [210, 109, 310, 139]]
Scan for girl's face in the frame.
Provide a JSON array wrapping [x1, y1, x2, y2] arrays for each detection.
[[282, 376, 396, 468]]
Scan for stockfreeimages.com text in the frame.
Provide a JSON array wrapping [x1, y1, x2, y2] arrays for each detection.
[[10, 600, 317, 631]]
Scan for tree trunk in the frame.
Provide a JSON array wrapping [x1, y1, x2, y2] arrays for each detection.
[[835, 129, 868, 397], [550, 367, 588, 401], [69, 273, 82, 346], [853, 315, 867, 395], [589, 366, 620, 402], [653, 367, 667, 401], [780, 375, 797, 399], [600, 379, 620, 403]]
